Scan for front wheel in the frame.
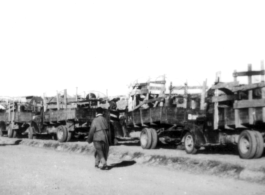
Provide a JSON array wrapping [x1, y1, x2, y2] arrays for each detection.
[[253, 131, 264, 159], [238, 130, 257, 159], [184, 132, 198, 154], [140, 128, 152, 149], [57, 126, 68, 142], [150, 128, 158, 149]]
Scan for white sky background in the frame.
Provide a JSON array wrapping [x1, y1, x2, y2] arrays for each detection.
[[1, 0, 265, 98]]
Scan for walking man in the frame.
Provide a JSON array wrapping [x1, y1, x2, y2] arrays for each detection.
[[87, 107, 109, 170]]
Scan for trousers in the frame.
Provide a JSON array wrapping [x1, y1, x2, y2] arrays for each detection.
[[94, 141, 109, 166]]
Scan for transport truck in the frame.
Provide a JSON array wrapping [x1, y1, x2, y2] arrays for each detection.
[[116, 78, 208, 149], [183, 64, 265, 159], [0, 96, 41, 138], [0, 91, 111, 143]]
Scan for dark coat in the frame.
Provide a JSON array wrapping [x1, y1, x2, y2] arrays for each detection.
[[87, 114, 109, 144]]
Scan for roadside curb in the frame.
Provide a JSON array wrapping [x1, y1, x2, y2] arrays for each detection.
[[1, 137, 265, 184]]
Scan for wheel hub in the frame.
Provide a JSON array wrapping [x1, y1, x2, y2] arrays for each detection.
[[140, 133, 148, 147], [239, 136, 250, 154]]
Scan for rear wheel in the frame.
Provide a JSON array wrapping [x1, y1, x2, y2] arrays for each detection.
[[253, 131, 264, 159], [140, 128, 152, 149], [66, 131, 72, 142], [57, 125, 68, 142], [184, 132, 198, 154], [150, 128, 158, 149], [238, 130, 257, 159]]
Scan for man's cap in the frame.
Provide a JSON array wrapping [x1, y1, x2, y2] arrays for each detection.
[[96, 107, 104, 114]]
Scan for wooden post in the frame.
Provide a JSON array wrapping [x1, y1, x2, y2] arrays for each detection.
[[184, 83, 188, 96], [169, 82, 173, 105], [215, 71, 221, 84], [43, 93, 47, 112], [64, 89, 67, 110], [76, 87, 78, 102], [56, 92, 60, 110], [8, 100, 11, 121], [234, 69, 239, 127], [214, 89, 219, 130], [248, 64, 254, 124], [11, 98, 15, 130], [200, 80, 207, 110], [233, 70, 237, 82]]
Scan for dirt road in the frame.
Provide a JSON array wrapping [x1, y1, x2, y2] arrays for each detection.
[[0, 144, 264, 195]]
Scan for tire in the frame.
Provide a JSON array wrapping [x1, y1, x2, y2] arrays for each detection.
[[0, 121, 6, 137], [184, 132, 198, 154], [140, 128, 152, 149], [66, 131, 72, 142], [7, 126, 13, 138], [253, 131, 264, 159], [238, 130, 257, 159], [31, 121, 39, 133], [27, 127, 34, 139], [150, 128, 158, 149], [57, 125, 68, 142]]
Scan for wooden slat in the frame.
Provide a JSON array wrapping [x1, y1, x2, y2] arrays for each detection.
[[233, 70, 265, 77], [133, 80, 166, 88], [47, 104, 78, 109], [212, 95, 234, 102], [234, 99, 265, 109], [171, 86, 204, 90], [233, 82, 265, 92], [211, 81, 239, 90]]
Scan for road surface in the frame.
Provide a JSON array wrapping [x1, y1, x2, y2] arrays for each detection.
[[0, 144, 264, 195]]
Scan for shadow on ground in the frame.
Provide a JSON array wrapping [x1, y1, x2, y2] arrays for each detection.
[[109, 160, 136, 169], [0, 139, 22, 146]]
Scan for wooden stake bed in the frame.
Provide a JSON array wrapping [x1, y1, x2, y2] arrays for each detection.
[[0, 112, 33, 123], [210, 64, 265, 129], [43, 108, 97, 123], [126, 106, 203, 127], [178, 64, 265, 159]]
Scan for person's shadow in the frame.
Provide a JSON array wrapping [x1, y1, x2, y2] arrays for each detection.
[[108, 160, 136, 170], [0, 140, 22, 146]]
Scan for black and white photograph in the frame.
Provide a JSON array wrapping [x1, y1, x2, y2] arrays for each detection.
[[0, 0, 265, 194]]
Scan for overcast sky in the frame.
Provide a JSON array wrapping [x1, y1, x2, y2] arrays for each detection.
[[1, 0, 265, 98]]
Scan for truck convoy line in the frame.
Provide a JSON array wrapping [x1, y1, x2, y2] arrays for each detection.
[[0, 64, 265, 159]]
